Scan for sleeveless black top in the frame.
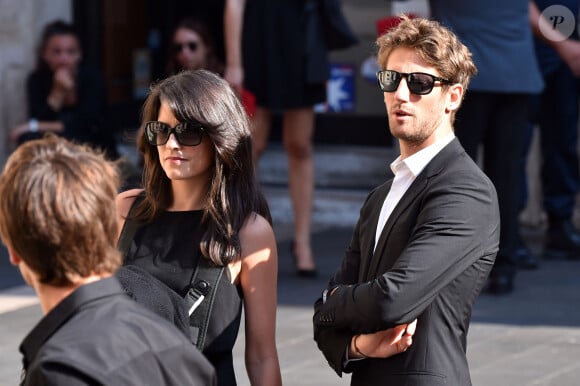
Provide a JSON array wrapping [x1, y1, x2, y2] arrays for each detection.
[[124, 210, 243, 386]]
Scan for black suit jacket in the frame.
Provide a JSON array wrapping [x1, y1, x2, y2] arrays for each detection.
[[313, 138, 500, 386]]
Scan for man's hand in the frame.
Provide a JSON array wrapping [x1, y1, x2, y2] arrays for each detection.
[[529, 1, 580, 77], [555, 39, 580, 77], [48, 68, 76, 110], [350, 319, 417, 359]]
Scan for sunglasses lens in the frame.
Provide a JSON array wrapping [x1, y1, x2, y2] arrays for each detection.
[[377, 71, 440, 95], [174, 41, 198, 53], [408, 73, 435, 95], [378, 70, 400, 92], [175, 123, 203, 146], [145, 121, 204, 146], [145, 122, 169, 145]]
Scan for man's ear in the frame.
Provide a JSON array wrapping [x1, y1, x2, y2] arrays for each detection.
[[7, 246, 21, 266], [445, 83, 464, 113]]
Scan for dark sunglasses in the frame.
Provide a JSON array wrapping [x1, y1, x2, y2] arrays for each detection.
[[173, 41, 198, 53], [144, 121, 205, 146], [376, 70, 451, 95]]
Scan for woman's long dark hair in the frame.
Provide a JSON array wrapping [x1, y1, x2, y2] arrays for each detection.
[[134, 70, 271, 266]]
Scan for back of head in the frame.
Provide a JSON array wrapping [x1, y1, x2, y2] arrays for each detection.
[[0, 136, 122, 286], [376, 15, 477, 91]]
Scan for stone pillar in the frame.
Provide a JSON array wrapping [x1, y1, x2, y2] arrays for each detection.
[[0, 0, 72, 164]]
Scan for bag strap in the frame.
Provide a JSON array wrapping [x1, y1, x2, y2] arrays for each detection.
[[116, 191, 226, 351], [186, 258, 225, 350], [117, 192, 145, 257]]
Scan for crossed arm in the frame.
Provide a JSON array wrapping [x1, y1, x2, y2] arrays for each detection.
[[313, 170, 499, 374]]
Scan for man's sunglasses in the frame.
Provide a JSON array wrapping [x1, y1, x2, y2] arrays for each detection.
[[173, 41, 198, 53], [144, 121, 205, 146], [376, 70, 451, 95]]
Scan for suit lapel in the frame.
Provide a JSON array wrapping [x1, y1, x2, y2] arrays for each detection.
[[365, 138, 463, 279], [367, 177, 428, 278], [359, 181, 392, 281]]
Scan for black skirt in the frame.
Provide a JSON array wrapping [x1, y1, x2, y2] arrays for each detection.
[[242, 0, 328, 109]]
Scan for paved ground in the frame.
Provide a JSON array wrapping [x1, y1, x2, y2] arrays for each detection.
[[1, 144, 580, 385]]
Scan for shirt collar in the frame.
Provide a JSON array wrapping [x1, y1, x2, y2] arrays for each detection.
[[391, 132, 455, 177], [19, 277, 125, 368]]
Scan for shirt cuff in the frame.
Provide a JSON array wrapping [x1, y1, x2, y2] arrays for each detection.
[[343, 345, 365, 367]]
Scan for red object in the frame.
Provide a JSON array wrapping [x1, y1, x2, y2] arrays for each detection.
[[376, 14, 418, 37], [241, 88, 256, 117]]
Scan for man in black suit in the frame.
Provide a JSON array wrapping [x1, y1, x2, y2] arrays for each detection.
[[313, 16, 500, 385]]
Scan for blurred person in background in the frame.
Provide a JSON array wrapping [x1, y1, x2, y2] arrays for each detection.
[[10, 20, 118, 159], [429, 0, 544, 294], [166, 17, 224, 76], [518, 1, 580, 264]]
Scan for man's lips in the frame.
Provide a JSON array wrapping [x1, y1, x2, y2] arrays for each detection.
[[393, 108, 412, 118]]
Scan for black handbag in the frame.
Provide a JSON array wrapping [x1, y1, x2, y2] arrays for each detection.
[[117, 192, 225, 351], [319, 0, 359, 50]]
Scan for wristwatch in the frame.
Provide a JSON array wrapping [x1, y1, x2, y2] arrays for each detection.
[[29, 118, 39, 133]]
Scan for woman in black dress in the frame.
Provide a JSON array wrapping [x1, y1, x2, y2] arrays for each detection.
[[240, 0, 329, 276], [116, 70, 282, 386]]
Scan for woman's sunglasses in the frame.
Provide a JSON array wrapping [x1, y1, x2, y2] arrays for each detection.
[[144, 121, 205, 146], [376, 70, 451, 95], [173, 41, 198, 53]]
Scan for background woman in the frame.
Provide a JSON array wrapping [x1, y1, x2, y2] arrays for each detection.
[[10, 20, 118, 159], [166, 17, 224, 75]]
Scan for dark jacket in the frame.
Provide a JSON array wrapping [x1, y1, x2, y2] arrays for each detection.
[[20, 277, 216, 386], [25, 65, 118, 158], [313, 139, 500, 385]]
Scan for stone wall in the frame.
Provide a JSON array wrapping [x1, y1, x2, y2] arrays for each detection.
[[0, 0, 71, 163]]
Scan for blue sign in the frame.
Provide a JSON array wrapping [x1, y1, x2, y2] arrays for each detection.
[[315, 63, 356, 113]]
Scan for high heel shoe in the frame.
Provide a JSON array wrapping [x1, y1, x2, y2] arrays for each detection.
[[290, 240, 318, 278]]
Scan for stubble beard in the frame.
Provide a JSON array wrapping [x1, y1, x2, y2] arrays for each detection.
[[390, 115, 440, 146]]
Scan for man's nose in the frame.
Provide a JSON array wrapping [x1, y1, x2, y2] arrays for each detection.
[[394, 78, 411, 100]]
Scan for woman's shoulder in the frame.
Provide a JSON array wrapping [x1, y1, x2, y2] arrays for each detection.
[[240, 212, 274, 238], [238, 213, 275, 250], [116, 188, 144, 217]]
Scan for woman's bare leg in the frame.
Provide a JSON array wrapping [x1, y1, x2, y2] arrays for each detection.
[[282, 107, 316, 272], [250, 107, 272, 165]]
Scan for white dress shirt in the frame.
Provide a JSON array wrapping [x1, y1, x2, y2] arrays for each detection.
[[374, 133, 456, 251]]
